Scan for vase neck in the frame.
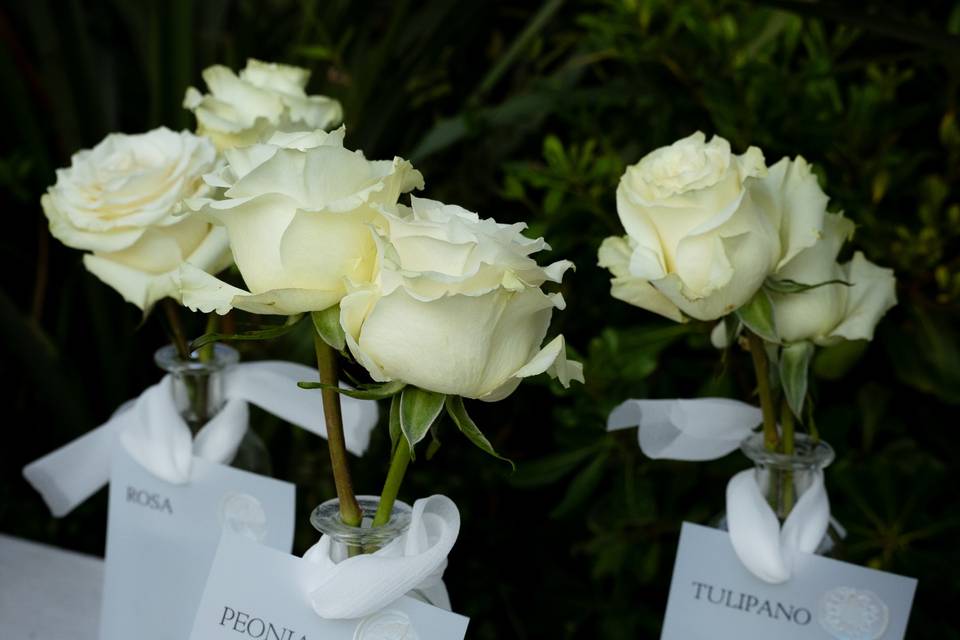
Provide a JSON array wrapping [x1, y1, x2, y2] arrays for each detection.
[[154, 343, 239, 434], [740, 432, 834, 520], [311, 496, 411, 556]]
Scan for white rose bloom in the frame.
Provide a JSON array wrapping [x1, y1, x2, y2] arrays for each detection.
[[340, 196, 583, 401], [770, 213, 897, 345], [183, 59, 343, 150], [179, 127, 424, 316], [599, 133, 828, 321], [41, 127, 230, 311]]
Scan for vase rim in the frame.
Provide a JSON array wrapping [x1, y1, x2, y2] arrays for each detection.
[[739, 431, 835, 470], [310, 495, 412, 547], [154, 343, 240, 374]]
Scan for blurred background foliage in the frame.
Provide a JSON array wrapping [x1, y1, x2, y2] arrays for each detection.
[[2, 0, 959, 637]]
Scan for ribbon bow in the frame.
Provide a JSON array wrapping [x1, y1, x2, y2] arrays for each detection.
[[302, 495, 460, 619], [607, 398, 830, 584], [23, 361, 378, 517]]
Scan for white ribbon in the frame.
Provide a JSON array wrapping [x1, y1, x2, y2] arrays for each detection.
[[607, 397, 829, 584], [302, 495, 460, 619], [23, 361, 378, 517]]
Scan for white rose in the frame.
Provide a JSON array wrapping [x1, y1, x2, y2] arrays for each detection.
[[41, 127, 230, 311], [339, 196, 583, 401], [179, 127, 424, 315], [599, 133, 828, 321], [770, 213, 897, 345], [183, 59, 343, 150]]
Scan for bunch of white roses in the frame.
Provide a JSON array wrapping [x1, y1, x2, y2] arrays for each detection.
[[40, 59, 583, 522], [599, 131, 896, 425]]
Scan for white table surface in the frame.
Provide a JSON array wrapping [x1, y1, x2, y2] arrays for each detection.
[[0, 533, 103, 639]]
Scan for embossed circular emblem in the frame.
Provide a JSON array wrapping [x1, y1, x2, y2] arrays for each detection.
[[217, 492, 267, 542], [818, 586, 889, 640], [353, 610, 419, 640]]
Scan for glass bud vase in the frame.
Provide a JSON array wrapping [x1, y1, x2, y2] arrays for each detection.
[[311, 496, 412, 557], [731, 432, 843, 555], [154, 343, 272, 476]]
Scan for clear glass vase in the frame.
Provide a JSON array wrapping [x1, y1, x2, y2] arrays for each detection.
[[154, 343, 272, 476], [310, 495, 412, 556], [719, 432, 843, 555]]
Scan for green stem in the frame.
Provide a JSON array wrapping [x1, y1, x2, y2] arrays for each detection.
[[746, 332, 779, 451], [779, 398, 796, 517], [373, 437, 412, 527], [314, 336, 362, 527], [163, 299, 190, 360]]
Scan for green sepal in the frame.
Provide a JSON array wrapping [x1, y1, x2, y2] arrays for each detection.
[[445, 395, 515, 469], [736, 289, 779, 344], [297, 379, 406, 400], [780, 341, 814, 419], [311, 306, 346, 352], [191, 314, 305, 351], [399, 387, 446, 457], [764, 277, 852, 294]]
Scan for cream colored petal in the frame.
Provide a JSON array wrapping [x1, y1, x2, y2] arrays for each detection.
[[826, 251, 897, 344], [512, 334, 583, 385], [228, 288, 343, 315], [277, 208, 379, 292], [777, 212, 854, 281], [598, 236, 684, 322], [183, 225, 233, 277], [83, 254, 173, 312], [207, 194, 298, 293], [43, 194, 144, 252], [754, 157, 829, 269], [179, 263, 252, 315], [673, 232, 734, 298], [614, 185, 667, 275]]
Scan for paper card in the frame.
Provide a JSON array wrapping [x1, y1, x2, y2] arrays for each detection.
[[189, 530, 471, 640], [661, 522, 917, 640], [99, 446, 295, 640]]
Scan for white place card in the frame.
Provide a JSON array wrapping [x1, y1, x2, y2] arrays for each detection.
[[99, 446, 295, 640], [189, 530, 471, 640], [661, 522, 917, 640]]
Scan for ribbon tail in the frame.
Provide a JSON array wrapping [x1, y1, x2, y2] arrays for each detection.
[[22, 415, 127, 517], [780, 469, 830, 556], [609, 398, 761, 461], [120, 377, 194, 484], [304, 495, 460, 619], [193, 398, 249, 465], [726, 469, 791, 584]]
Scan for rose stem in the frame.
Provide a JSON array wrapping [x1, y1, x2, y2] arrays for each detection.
[[746, 332, 779, 451], [373, 436, 411, 527], [162, 298, 190, 360], [779, 398, 796, 517], [192, 314, 218, 427], [314, 336, 362, 527]]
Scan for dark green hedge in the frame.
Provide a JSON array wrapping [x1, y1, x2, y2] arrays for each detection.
[[1, 1, 958, 638]]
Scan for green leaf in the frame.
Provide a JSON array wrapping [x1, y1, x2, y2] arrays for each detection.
[[400, 387, 446, 455], [297, 379, 406, 400], [550, 451, 610, 518], [445, 396, 515, 469], [388, 394, 401, 454], [780, 341, 814, 418], [736, 289, 779, 343], [311, 306, 345, 351], [191, 314, 305, 351], [764, 277, 852, 294]]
